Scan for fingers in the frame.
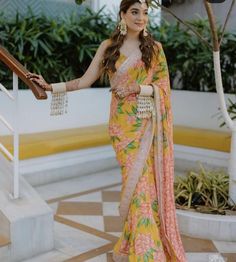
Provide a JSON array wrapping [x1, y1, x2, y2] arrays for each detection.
[[30, 78, 46, 89], [110, 86, 123, 93], [116, 89, 127, 99], [26, 72, 41, 79], [110, 86, 136, 99], [109, 87, 118, 95], [30, 78, 41, 85], [110, 87, 127, 98], [26, 73, 45, 85], [110, 87, 121, 98], [26, 72, 48, 90]]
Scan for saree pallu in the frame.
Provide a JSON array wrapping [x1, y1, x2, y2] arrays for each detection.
[[108, 42, 186, 262]]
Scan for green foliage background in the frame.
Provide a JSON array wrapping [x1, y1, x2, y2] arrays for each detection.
[[0, 9, 235, 93], [151, 19, 236, 93], [0, 9, 115, 88]]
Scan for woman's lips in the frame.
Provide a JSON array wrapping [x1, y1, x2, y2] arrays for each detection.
[[135, 23, 144, 27]]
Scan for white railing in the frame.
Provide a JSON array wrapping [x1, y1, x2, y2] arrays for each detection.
[[0, 72, 19, 199]]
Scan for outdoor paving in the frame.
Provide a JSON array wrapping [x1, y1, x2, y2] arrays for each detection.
[[23, 168, 236, 262]]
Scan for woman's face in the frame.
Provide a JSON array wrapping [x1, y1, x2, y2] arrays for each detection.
[[121, 2, 149, 34]]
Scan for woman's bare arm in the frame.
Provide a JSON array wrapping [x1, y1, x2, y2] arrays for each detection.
[[65, 39, 110, 91], [26, 39, 110, 92]]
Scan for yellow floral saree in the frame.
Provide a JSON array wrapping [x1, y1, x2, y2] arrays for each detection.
[[108, 42, 186, 262]]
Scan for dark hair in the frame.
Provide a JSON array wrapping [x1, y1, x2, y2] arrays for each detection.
[[101, 0, 159, 75]]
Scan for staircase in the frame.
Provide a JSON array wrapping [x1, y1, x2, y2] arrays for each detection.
[[0, 153, 54, 262], [0, 47, 53, 262]]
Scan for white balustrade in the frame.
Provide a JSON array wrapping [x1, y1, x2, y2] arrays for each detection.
[[0, 72, 19, 199]]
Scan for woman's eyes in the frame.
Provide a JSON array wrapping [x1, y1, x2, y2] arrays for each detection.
[[131, 11, 148, 15]]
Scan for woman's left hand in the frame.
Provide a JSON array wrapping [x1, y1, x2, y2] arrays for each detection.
[[110, 82, 140, 98], [26, 72, 52, 91]]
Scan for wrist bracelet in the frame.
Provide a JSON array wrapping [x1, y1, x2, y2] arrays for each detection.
[[139, 85, 154, 96], [51, 82, 67, 93]]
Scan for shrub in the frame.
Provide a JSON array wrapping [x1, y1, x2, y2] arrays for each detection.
[[150, 19, 236, 93], [0, 9, 115, 88], [0, 10, 235, 93], [174, 163, 236, 215]]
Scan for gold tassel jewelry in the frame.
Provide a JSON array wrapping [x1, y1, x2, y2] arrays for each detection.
[[136, 95, 155, 119], [50, 82, 68, 116], [119, 19, 127, 35], [50, 92, 68, 116]]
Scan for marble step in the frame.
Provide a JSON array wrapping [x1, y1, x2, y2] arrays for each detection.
[[0, 235, 10, 248], [21, 146, 118, 187]]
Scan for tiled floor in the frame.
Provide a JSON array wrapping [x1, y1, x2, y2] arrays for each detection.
[[25, 168, 236, 262]]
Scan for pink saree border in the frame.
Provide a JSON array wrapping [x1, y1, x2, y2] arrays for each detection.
[[154, 85, 186, 262]]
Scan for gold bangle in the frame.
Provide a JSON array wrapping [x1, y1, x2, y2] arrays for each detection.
[[139, 85, 154, 96], [51, 82, 66, 93]]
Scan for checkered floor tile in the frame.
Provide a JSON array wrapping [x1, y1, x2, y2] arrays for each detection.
[[48, 183, 236, 262]]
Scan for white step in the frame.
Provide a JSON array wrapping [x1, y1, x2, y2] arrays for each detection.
[[20, 146, 118, 187], [20, 144, 229, 188], [0, 154, 54, 262]]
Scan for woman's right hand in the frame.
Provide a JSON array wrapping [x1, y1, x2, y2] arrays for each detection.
[[110, 82, 140, 99], [26, 72, 52, 92]]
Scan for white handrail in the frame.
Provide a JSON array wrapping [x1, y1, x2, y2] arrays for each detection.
[[0, 83, 14, 100], [13, 73, 19, 199], [0, 73, 19, 199], [0, 142, 13, 161], [0, 114, 14, 133]]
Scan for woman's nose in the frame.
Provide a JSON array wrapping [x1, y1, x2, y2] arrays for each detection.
[[137, 13, 145, 21]]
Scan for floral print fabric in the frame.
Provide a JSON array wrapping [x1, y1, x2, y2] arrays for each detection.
[[109, 43, 186, 262]]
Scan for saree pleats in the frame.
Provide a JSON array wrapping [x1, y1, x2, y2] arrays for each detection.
[[112, 128, 167, 261], [109, 43, 186, 262]]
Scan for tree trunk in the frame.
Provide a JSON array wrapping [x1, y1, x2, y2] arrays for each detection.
[[205, 1, 236, 204]]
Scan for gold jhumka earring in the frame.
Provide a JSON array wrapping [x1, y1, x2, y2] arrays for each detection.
[[119, 19, 127, 35]]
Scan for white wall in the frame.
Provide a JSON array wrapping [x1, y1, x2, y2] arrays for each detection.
[[171, 90, 235, 132], [0, 88, 111, 135], [0, 89, 235, 135]]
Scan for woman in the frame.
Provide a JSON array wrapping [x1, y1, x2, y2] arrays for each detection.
[[27, 0, 186, 261]]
